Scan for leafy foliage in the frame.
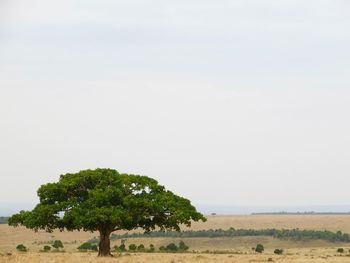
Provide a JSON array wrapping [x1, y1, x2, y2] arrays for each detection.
[[8, 168, 205, 256], [337, 248, 344, 253], [16, 244, 27, 252]]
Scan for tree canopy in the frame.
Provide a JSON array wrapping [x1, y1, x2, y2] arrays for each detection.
[[8, 168, 206, 256]]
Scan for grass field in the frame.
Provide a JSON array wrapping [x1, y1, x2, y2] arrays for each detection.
[[2, 215, 350, 262]]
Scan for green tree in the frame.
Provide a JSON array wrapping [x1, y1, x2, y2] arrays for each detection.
[[8, 168, 205, 257]]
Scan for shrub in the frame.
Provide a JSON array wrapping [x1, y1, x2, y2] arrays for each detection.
[[274, 248, 283, 255], [149, 244, 155, 252], [43, 245, 51, 252], [178, 241, 189, 251], [137, 244, 145, 252], [16, 244, 27, 252], [159, 246, 166, 252], [337, 248, 344, 253], [268, 258, 273, 262], [119, 244, 126, 252], [255, 244, 264, 253], [52, 240, 64, 250], [128, 244, 137, 251], [165, 243, 178, 252], [77, 242, 98, 251]]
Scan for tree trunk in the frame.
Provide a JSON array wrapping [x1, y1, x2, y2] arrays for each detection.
[[98, 229, 112, 257]]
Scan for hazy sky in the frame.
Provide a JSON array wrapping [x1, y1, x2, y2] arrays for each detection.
[[1, 0, 350, 214]]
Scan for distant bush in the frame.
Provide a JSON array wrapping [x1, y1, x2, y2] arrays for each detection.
[[77, 242, 98, 251], [137, 244, 145, 252], [165, 243, 178, 252], [149, 244, 155, 252], [274, 248, 283, 255], [158, 241, 190, 253], [128, 244, 137, 251], [159, 245, 166, 252], [111, 228, 350, 243], [52, 240, 64, 250], [179, 241, 189, 252], [16, 244, 27, 252], [255, 244, 264, 253], [337, 248, 344, 253], [43, 245, 51, 252]]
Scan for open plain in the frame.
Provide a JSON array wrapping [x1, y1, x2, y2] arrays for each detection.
[[2, 215, 350, 262]]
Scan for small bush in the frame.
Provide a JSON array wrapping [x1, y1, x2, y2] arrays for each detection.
[[52, 240, 64, 250], [119, 244, 126, 252], [159, 246, 166, 252], [337, 248, 344, 253], [77, 242, 98, 251], [179, 241, 189, 252], [268, 258, 273, 262], [274, 248, 283, 255], [43, 245, 51, 252], [255, 244, 264, 253], [149, 244, 155, 252], [16, 244, 27, 252], [165, 243, 178, 252], [128, 244, 137, 251], [137, 244, 145, 252]]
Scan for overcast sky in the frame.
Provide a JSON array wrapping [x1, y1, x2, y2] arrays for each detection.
[[1, 0, 350, 214]]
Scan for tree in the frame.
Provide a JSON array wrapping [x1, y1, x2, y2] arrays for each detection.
[[8, 168, 206, 257]]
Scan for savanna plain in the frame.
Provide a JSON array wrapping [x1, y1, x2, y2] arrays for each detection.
[[2, 215, 350, 262]]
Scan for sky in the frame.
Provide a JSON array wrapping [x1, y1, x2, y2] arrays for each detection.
[[1, 0, 350, 215]]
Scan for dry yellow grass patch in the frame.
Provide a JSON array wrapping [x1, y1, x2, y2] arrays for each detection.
[[1, 252, 350, 263]]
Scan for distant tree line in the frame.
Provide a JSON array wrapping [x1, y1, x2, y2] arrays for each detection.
[[0, 217, 9, 224], [111, 228, 350, 243], [251, 212, 350, 215]]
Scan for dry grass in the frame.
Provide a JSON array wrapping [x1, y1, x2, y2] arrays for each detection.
[[2, 215, 350, 262], [2, 252, 350, 263]]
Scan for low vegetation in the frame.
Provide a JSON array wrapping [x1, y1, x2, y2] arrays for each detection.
[[77, 242, 98, 252], [111, 228, 350, 243], [16, 244, 27, 252], [255, 244, 264, 253], [274, 248, 283, 255]]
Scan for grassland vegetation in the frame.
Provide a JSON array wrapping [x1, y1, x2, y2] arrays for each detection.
[[111, 228, 350, 243]]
